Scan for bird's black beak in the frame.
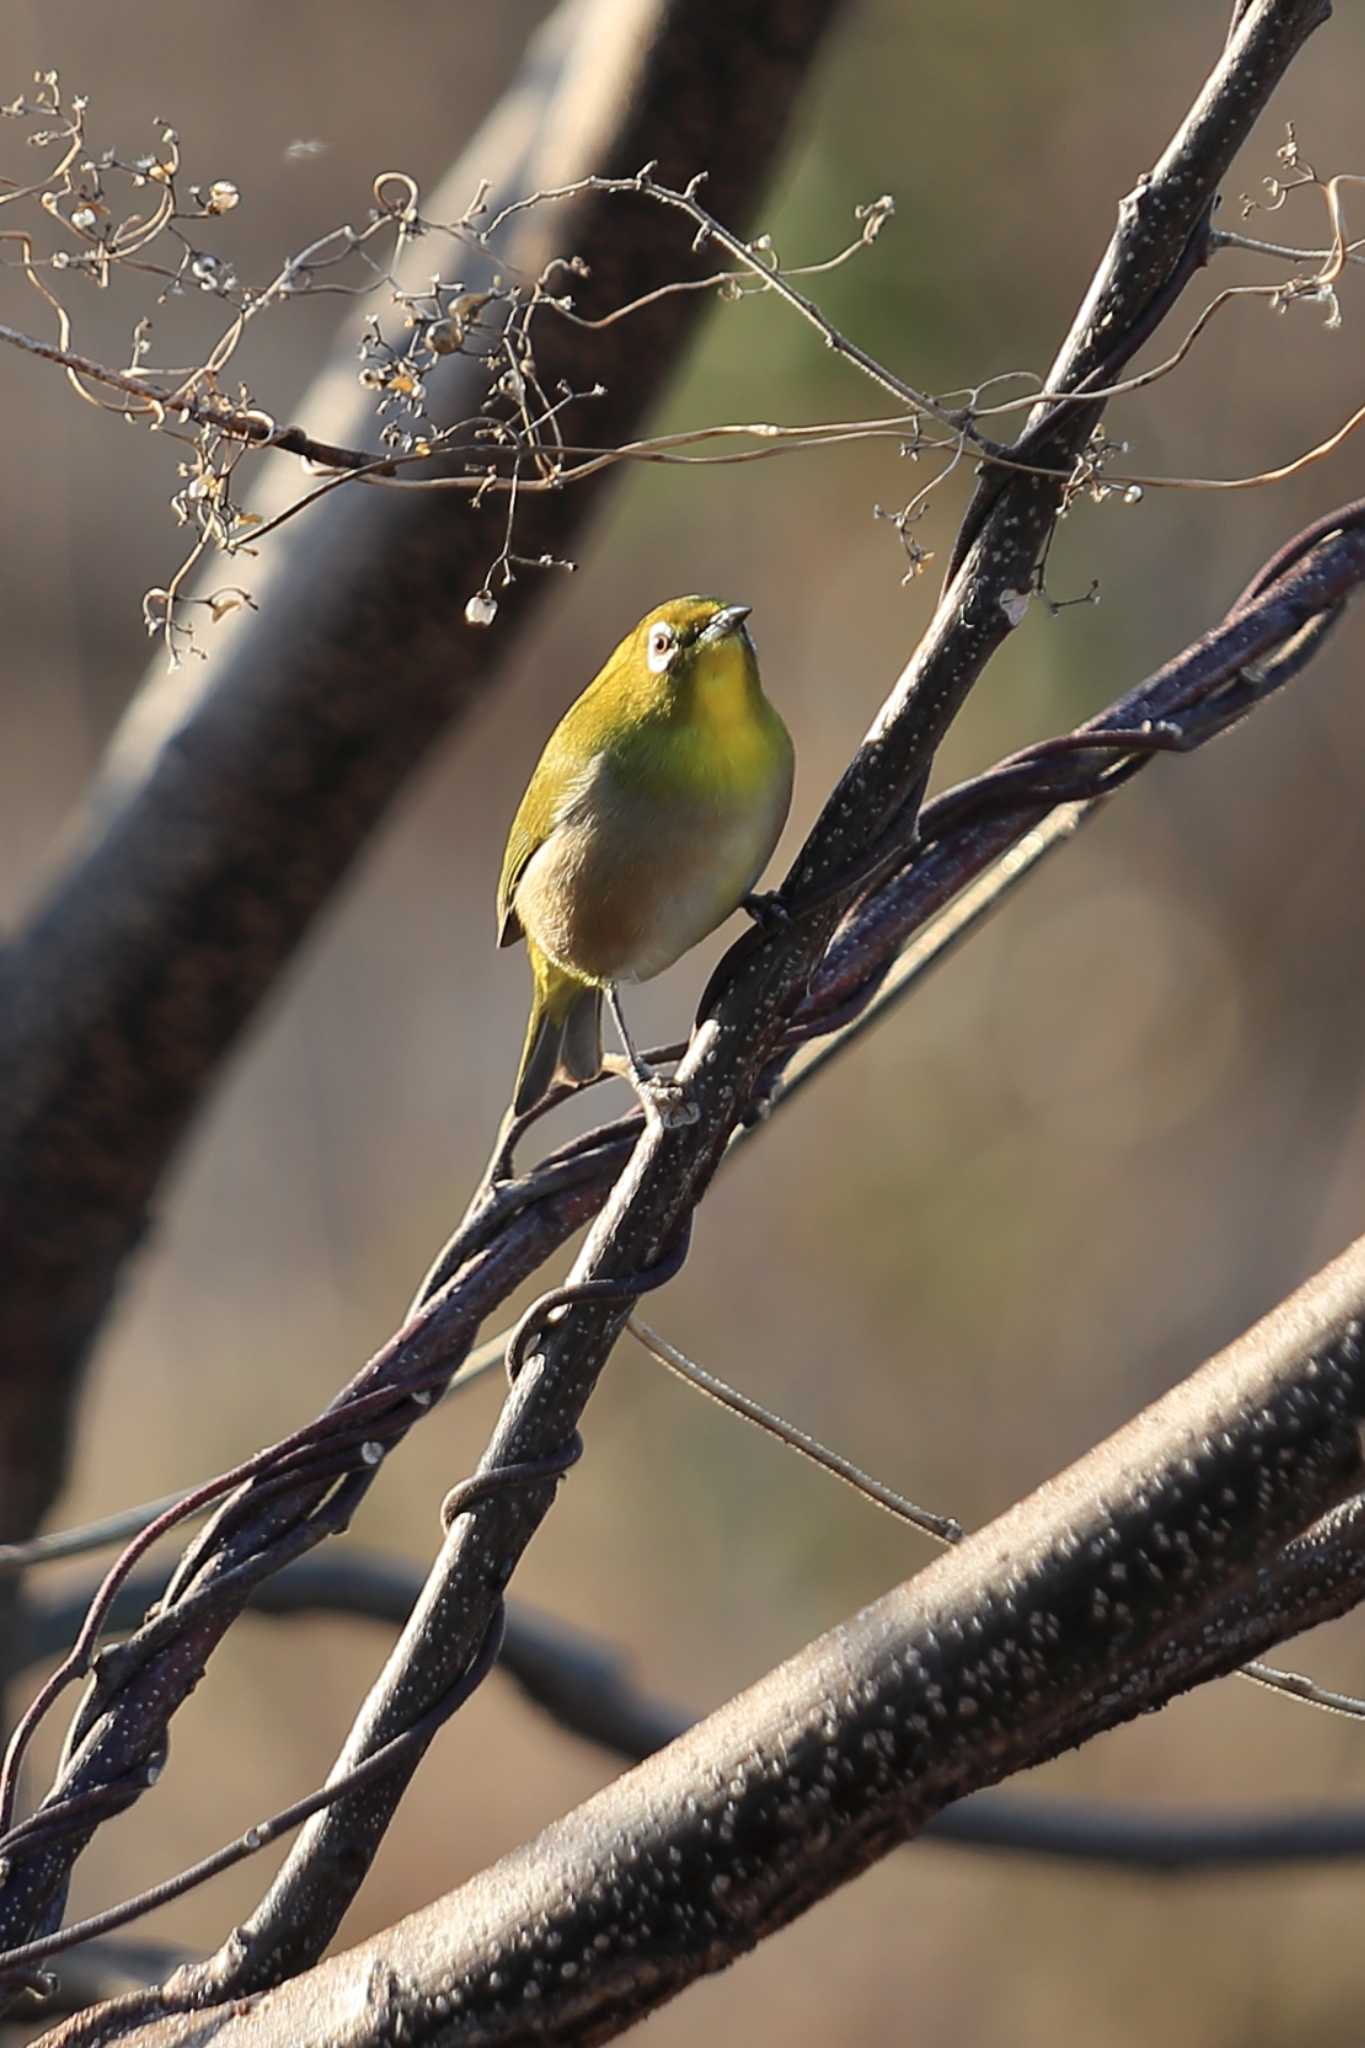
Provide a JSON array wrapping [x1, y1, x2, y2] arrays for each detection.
[[701, 603, 752, 643]]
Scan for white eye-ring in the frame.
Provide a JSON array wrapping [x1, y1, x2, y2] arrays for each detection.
[[646, 621, 678, 674]]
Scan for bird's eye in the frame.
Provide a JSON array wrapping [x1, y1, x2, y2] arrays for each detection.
[[646, 622, 677, 673]]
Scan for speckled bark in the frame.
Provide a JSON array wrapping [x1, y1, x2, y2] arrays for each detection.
[[4, 0, 1345, 2034], [155, 0, 1337, 2007], [47, 1233, 1365, 2045]]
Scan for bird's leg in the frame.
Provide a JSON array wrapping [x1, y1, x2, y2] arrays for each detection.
[[605, 984, 699, 1130]]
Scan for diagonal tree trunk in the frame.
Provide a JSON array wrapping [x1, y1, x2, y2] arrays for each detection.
[[0, 0, 849, 1557]]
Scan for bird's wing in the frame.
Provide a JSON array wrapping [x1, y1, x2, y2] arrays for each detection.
[[496, 794, 540, 947], [496, 722, 606, 948]]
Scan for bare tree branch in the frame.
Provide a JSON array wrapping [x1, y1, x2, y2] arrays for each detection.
[[25, 1553, 1365, 1888], [0, 474, 1354, 2000], [0, 2, 1352, 2025], [0, 0, 847, 1554], [46, 1231, 1365, 2045], [168, 0, 1333, 2000], [13, 1941, 189, 2027]]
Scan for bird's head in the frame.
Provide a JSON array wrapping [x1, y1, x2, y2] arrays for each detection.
[[628, 595, 758, 702]]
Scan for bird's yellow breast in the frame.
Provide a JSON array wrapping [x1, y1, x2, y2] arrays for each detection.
[[501, 596, 794, 992], [514, 642, 792, 986], [665, 636, 789, 800]]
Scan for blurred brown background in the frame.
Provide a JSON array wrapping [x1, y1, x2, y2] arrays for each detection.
[[4, 1, 1365, 2041]]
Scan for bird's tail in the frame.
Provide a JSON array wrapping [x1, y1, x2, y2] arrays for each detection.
[[513, 950, 603, 1114]]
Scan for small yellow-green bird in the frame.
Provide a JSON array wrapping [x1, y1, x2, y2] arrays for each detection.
[[498, 595, 794, 1119]]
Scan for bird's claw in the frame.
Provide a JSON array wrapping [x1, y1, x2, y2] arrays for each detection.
[[638, 1074, 700, 1130]]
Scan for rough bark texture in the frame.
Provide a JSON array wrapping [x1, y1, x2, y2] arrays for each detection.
[[195, 0, 1330, 2001], [48, 1231, 1365, 2045], [0, 0, 848, 1550]]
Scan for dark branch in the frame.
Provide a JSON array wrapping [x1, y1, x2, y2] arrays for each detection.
[[0, 0, 1344, 2007], [0, 0, 847, 1558], [17, 1550, 1365, 1892], [8, 1940, 188, 2027], [1, 479, 1355, 1998], [180, 0, 1334, 2000], [53, 1232, 1365, 2045]]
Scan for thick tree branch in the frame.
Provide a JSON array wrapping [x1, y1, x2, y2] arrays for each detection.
[[188, 0, 1332, 1998], [52, 1232, 1365, 2045], [27, 1552, 1365, 1886], [0, 0, 1343, 2007], [0, 0, 847, 1551], [1, 480, 1354, 1993]]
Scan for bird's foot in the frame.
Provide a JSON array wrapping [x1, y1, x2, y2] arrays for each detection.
[[603, 1052, 699, 1128], [742, 890, 791, 934], [636, 1071, 700, 1131]]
